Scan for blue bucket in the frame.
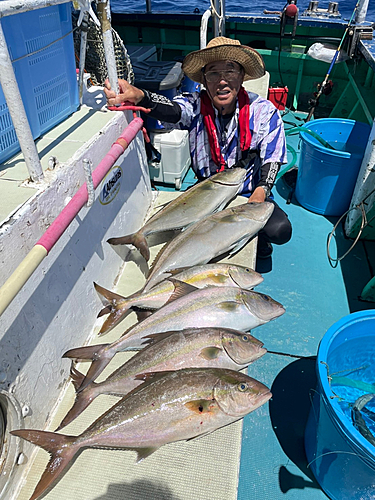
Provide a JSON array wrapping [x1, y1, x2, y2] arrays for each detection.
[[295, 119, 371, 216], [304, 310, 375, 500]]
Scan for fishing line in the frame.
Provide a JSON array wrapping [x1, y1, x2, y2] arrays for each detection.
[[327, 187, 375, 268], [307, 450, 362, 468], [267, 349, 315, 359]]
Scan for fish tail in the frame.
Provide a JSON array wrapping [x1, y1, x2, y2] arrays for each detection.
[[94, 282, 133, 335], [107, 231, 150, 261], [56, 371, 99, 430], [69, 364, 88, 391], [62, 343, 110, 361], [10, 429, 79, 500], [62, 343, 114, 392], [98, 307, 132, 336]]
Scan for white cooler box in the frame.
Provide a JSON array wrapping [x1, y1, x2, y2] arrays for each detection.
[[149, 129, 191, 189]]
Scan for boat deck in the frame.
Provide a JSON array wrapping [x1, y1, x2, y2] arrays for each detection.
[[0, 105, 113, 226], [7, 108, 375, 499], [146, 110, 375, 499]]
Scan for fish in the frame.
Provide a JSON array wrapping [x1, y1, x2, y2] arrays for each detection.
[[107, 168, 247, 261], [63, 285, 284, 391], [95, 263, 263, 335], [351, 393, 375, 447], [57, 327, 267, 430], [11, 367, 271, 500], [143, 201, 274, 291]]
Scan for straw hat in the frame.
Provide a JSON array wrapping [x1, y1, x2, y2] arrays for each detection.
[[182, 36, 265, 84]]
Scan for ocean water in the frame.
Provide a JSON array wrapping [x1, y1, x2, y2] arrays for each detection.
[[111, 0, 375, 21]]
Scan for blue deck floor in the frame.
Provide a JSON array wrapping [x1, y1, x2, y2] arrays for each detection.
[[150, 111, 375, 499]]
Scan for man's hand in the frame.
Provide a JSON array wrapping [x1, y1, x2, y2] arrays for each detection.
[[248, 186, 267, 203], [104, 79, 145, 106]]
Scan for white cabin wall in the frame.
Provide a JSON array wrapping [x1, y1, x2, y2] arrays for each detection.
[[0, 111, 152, 489]]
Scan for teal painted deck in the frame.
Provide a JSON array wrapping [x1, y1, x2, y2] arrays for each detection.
[[151, 110, 375, 499]]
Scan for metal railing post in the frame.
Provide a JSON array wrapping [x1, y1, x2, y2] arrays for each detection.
[[78, 12, 89, 105], [212, 0, 225, 37], [355, 0, 369, 23], [0, 21, 43, 181], [97, 0, 119, 94]]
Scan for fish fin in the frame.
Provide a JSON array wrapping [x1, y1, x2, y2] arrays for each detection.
[[186, 431, 213, 442], [166, 266, 191, 276], [76, 346, 115, 392], [10, 429, 78, 500], [216, 301, 241, 312], [69, 364, 86, 391], [135, 447, 159, 462], [200, 347, 223, 360], [107, 232, 150, 262], [94, 282, 133, 334], [164, 279, 198, 304], [133, 308, 154, 323], [98, 307, 133, 336], [63, 344, 115, 392], [184, 399, 216, 414], [56, 369, 98, 430], [134, 371, 172, 383], [146, 241, 170, 279], [228, 237, 250, 256], [62, 344, 110, 361], [140, 331, 180, 345], [55, 391, 94, 431], [97, 306, 112, 318], [94, 282, 126, 305], [153, 200, 171, 211]]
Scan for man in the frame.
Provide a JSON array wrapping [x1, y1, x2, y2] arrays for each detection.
[[105, 36, 292, 258]]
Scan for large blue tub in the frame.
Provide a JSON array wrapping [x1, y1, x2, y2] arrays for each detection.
[[304, 310, 375, 499], [295, 119, 371, 216]]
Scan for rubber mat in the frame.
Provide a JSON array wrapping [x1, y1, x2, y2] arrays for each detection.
[[16, 193, 256, 500]]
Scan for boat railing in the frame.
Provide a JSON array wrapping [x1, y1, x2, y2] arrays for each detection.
[[0, 117, 144, 318]]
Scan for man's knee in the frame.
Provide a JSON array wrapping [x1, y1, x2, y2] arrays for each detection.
[[262, 216, 292, 245]]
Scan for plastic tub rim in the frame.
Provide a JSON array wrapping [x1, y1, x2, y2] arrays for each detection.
[[299, 118, 370, 159]]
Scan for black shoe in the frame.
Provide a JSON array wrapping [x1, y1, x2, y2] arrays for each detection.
[[257, 240, 273, 259]]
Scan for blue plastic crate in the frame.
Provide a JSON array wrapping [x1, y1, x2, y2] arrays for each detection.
[[0, 4, 79, 163]]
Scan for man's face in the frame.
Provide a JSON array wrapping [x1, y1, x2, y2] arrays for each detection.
[[204, 60, 244, 114]]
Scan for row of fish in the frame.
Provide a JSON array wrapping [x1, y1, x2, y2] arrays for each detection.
[[11, 168, 284, 500]]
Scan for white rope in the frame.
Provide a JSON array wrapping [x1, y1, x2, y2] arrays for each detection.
[[210, 0, 224, 25], [83, 158, 95, 207]]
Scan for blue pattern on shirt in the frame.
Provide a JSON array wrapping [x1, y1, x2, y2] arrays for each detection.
[[159, 90, 287, 196]]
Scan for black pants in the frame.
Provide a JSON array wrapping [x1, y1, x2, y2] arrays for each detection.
[[258, 199, 292, 245]]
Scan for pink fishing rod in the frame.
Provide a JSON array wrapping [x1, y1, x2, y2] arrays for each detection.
[[37, 117, 143, 253]]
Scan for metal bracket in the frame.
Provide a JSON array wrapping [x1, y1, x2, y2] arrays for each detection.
[[347, 26, 374, 59]]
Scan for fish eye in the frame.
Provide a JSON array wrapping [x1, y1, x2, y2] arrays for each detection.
[[245, 268, 251, 273], [238, 382, 248, 392], [261, 294, 270, 301], [241, 334, 249, 342]]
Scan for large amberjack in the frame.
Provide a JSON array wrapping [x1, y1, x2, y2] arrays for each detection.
[[144, 201, 274, 291], [64, 285, 285, 391], [12, 368, 271, 500], [95, 263, 263, 335], [107, 168, 247, 261], [57, 327, 267, 429]]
